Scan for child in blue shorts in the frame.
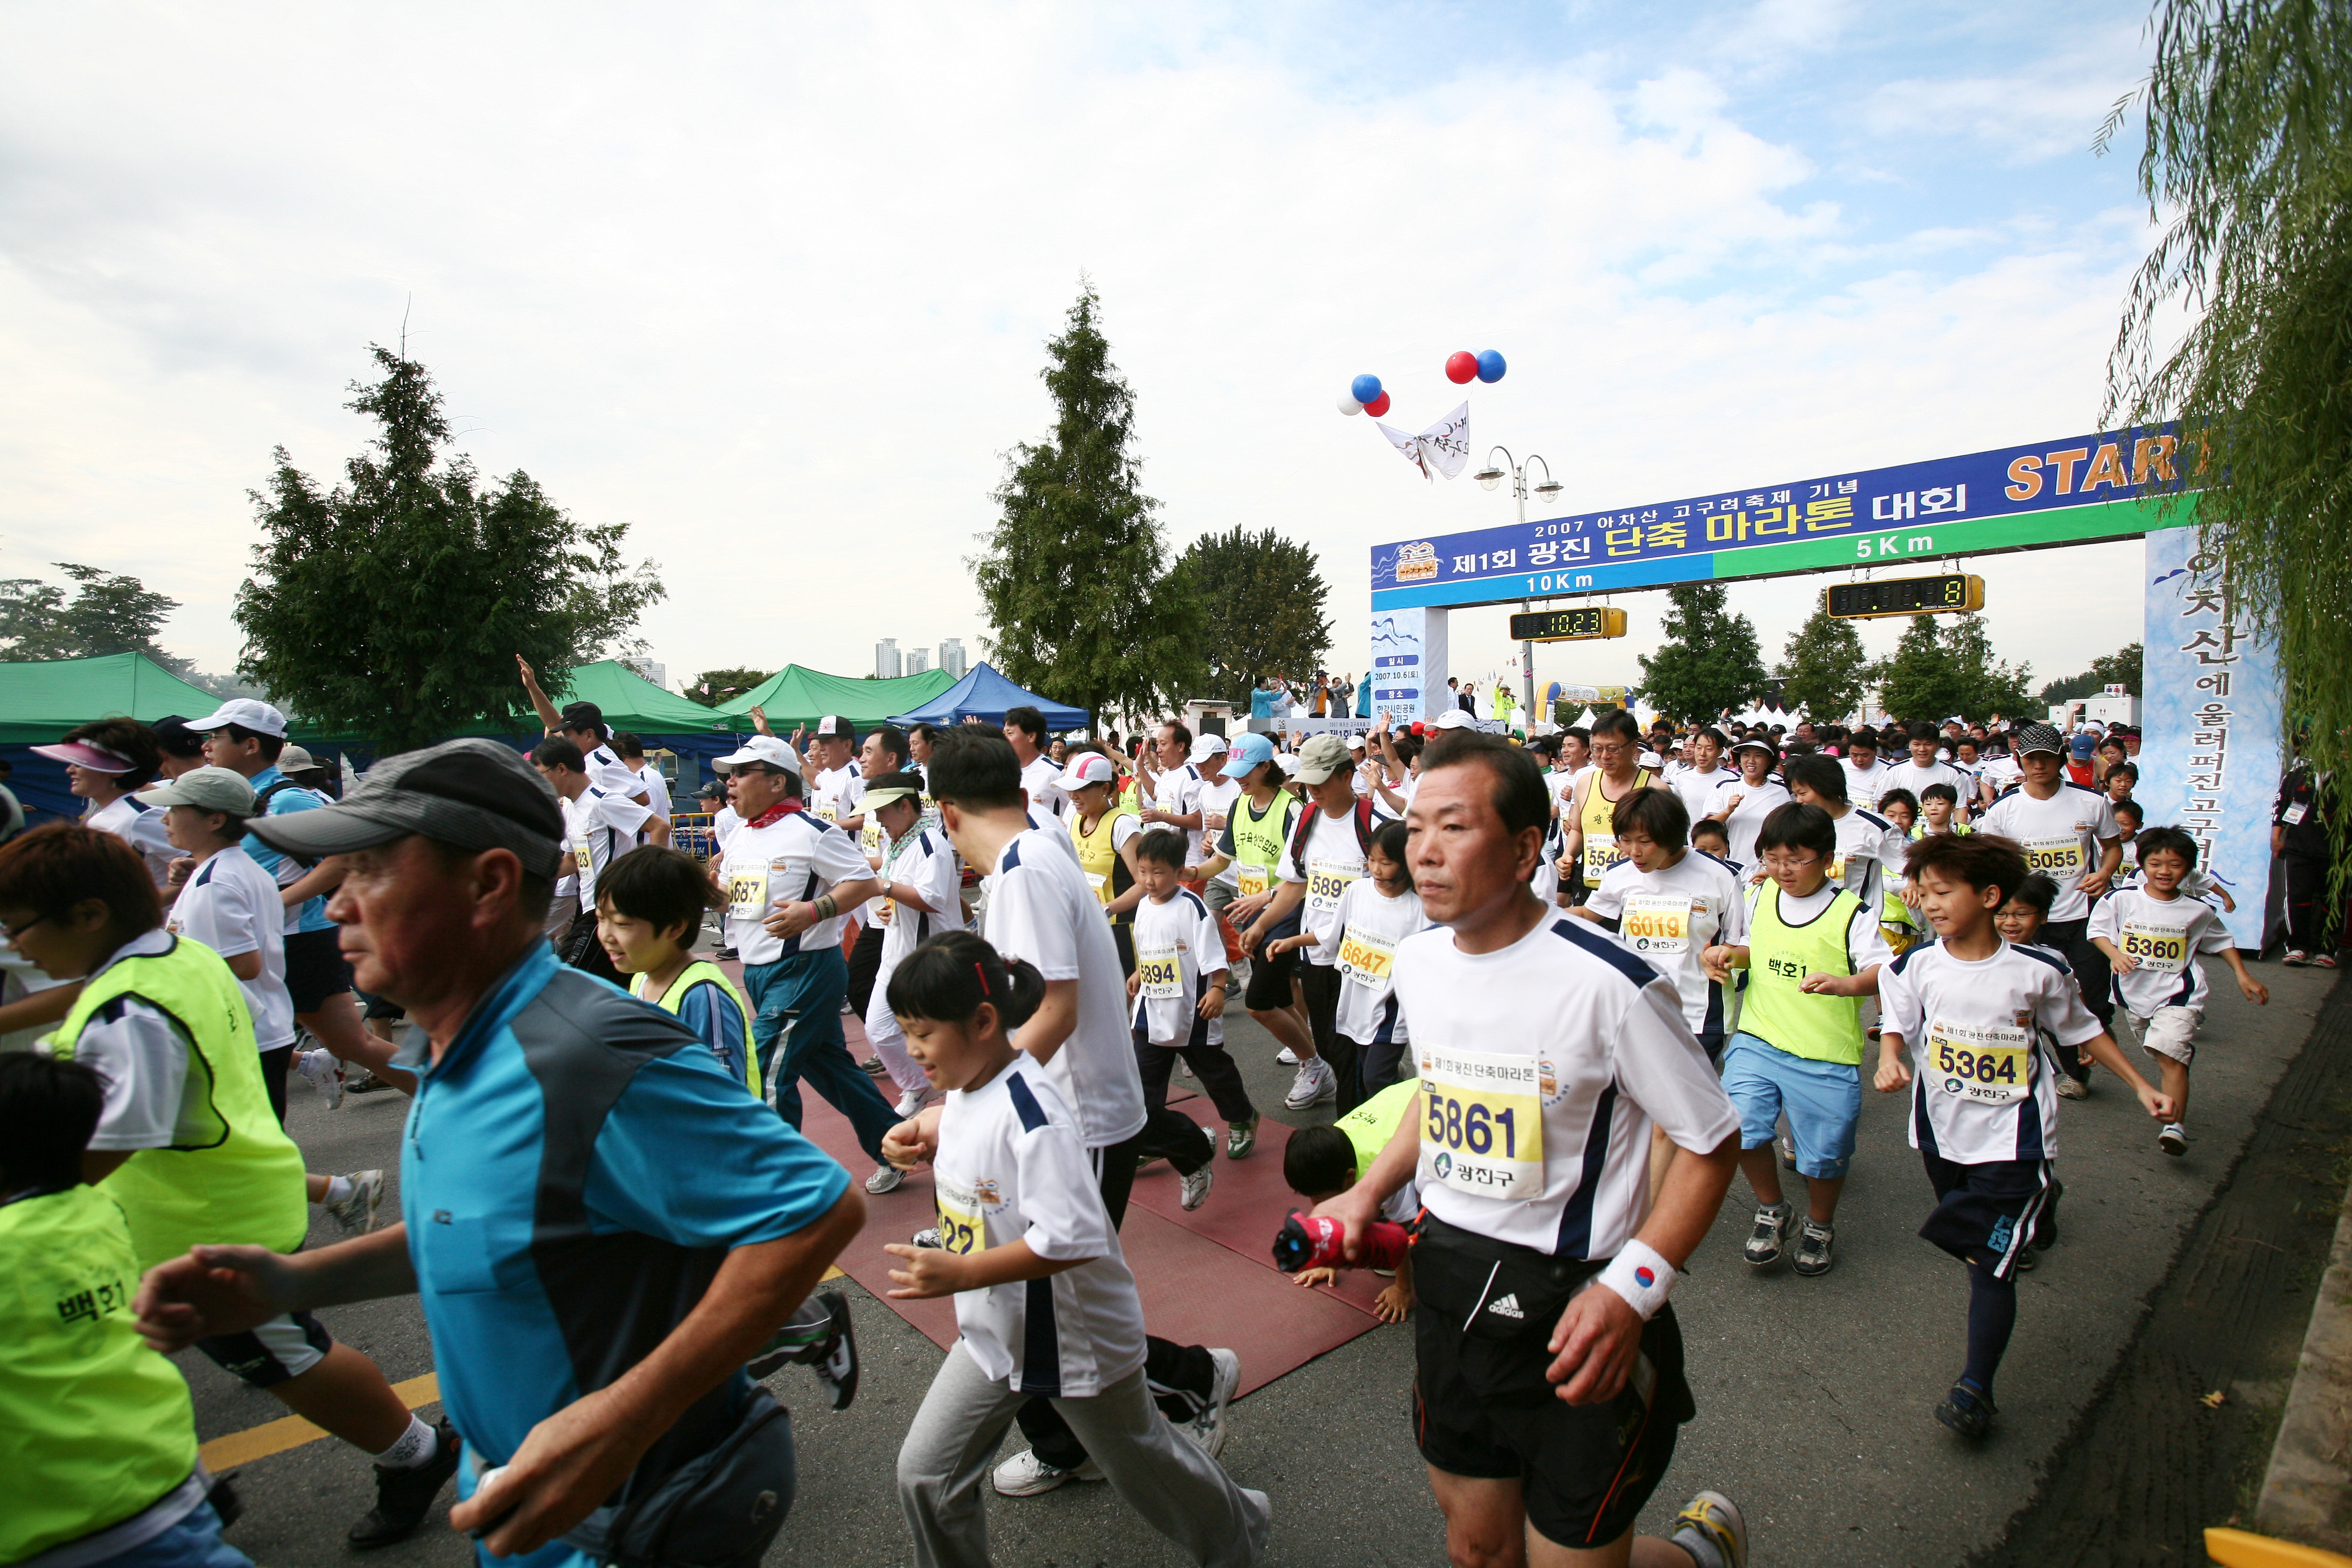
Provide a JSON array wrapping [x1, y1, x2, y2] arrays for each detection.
[[1702, 801, 1889, 1278]]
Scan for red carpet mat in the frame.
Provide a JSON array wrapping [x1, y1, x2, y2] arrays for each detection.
[[779, 1011, 1390, 1397]]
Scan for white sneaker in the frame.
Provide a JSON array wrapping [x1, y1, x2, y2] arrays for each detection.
[[1283, 1058, 1335, 1110], [323, 1169, 382, 1236], [865, 1165, 905, 1195], [297, 1048, 345, 1110], [1180, 1164, 1215, 1211], [1178, 1060, 1195, 1079], [894, 1087, 929, 1118], [1181, 1348, 1241, 1458], [2055, 1074, 2089, 1100], [2159, 1122, 2188, 1156], [1275, 1047, 1299, 1066], [991, 1449, 1104, 1496]]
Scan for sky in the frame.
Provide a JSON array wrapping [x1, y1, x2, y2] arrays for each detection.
[[0, 0, 2168, 706]]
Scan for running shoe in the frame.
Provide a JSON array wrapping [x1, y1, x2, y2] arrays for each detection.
[[1669, 1490, 1748, 1568], [1182, 1348, 1241, 1458], [1776, 1133, 1797, 1170], [2284, 949, 2311, 967], [1791, 1219, 1836, 1277], [347, 1069, 389, 1095], [323, 1169, 383, 1236], [1935, 1381, 1997, 1439], [911, 1227, 943, 1249], [807, 1290, 859, 1410], [1226, 1116, 1258, 1160], [348, 1417, 460, 1548], [991, 1450, 1104, 1496], [715, 946, 739, 962], [1275, 1046, 1299, 1066], [1178, 1059, 1195, 1079], [861, 1058, 890, 1075], [1283, 1058, 1335, 1110], [2054, 1074, 2089, 1100], [2159, 1122, 2188, 1157], [297, 1048, 344, 1109], [1180, 1164, 1215, 1211], [2320, 953, 2341, 969], [1742, 1201, 1793, 1268], [865, 1165, 905, 1194], [894, 1086, 929, 1118]]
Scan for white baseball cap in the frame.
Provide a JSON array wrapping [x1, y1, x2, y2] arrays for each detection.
[[1433, 709, 1474, 730], [1060, 752, 1120, 790], [714, 736, 804, 777], [1189, 734, 1229, 765], [186, 698, 288, 738]]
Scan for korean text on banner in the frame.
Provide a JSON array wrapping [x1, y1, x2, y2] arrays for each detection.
[[2136, 527, 2283, 949]]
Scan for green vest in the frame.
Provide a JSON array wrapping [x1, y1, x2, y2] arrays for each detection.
[[1227, 793, 1299, 895], [1740, 885, 1867, 1065], [633, 960, 764, 1100], [0, 1184, 200, 1561], [52, 935, 310, 1269], [1334, 1079, 1420, 1182]]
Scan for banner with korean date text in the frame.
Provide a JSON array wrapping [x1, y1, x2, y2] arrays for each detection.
[[2135, 527, 2283, 949]]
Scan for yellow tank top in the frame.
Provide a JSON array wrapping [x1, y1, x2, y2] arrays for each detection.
[[1579, 768, 1656, 881], [1070, 808, 1132, 909]]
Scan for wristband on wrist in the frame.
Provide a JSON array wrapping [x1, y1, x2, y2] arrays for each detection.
[[814, 893, 836, 920], [1595, 1239, 1676, 1321]]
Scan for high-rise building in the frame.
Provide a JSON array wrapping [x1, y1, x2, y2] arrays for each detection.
[[620, 657, 667, 690], [939, 637, 968, 679], [874, 639, 901, 680], [906, 647, 932, 675]]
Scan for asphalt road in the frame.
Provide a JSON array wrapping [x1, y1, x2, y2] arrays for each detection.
[[184, 955, 2339, 1567]]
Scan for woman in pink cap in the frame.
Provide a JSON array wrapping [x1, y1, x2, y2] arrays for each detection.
[[34, 718, 174, 888]]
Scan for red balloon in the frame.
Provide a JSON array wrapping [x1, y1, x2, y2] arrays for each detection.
[[1364, 391, 1392, 417], [1445, 351, 1478, 384]]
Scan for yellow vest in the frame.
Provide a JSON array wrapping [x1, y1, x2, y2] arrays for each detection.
[[0, 1184, 200, 1561], [1740, 885, 1867, 1065], [1069, 808, 1133, 915], [632, 960, 762, 1100], [52, 935, 309, 1269], [1225, 792, 1300, 900], [1579, 768, 1655, 882]]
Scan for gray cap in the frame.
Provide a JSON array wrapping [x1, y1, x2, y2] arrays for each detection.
[[247, 737, 566, 878], [2012, 722, 2068, 757], [1293, 733, 1354, 785], [143, 766, 259, 816]]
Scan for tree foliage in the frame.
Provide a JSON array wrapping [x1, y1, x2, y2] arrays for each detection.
[[1875, 613, 2034, 722], [1777, 608, 1870, 723], [2101, 0, 2352, 869], [1173, 526, 1331, 705], [0, 563, 180, 663], [237, 346, 664, 754], [2039, 642, 2144, 703], [1635, 584, 1766, 722], [974, 283, 1205, 731], [689, 668, 776, 705]]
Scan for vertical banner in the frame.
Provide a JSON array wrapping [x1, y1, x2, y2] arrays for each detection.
[[2137, 527, 2284, 948], [1369, 607, 1449, 723]]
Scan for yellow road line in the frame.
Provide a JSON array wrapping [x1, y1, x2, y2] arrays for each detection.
[[194, 1273, 845, 1471], [200, 1373, 440, 1471]]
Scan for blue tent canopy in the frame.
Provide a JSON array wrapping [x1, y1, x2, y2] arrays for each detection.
[[887, 664, 1090, 731]]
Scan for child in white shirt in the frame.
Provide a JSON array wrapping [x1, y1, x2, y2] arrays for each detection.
[[2089, 826, 2268, 1157], [883, 933, 1271, 1568], [1284, 821, 1426, 1095], [1126, 830, 1255, 1205]]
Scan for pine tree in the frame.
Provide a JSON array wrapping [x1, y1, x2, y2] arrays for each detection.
[[1173, 527, 1332, 705], [974, 283, 1205, 730], [1777, 607, 1869, 724], [1635, 584, 1766, 722], [237, 346, 664, 753]]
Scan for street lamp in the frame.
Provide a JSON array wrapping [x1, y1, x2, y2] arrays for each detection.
[[1480, 446, 1561, 727]]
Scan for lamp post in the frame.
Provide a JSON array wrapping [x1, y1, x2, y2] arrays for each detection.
[[1473, 446, 1563, 728]]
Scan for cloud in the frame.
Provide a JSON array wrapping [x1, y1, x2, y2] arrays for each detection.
[[0, 1, 2158, 712]]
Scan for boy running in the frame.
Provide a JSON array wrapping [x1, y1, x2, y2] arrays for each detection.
[[1126, 829, 1256, 1194]]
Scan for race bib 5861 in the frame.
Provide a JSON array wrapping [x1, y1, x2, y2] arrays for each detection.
[[1418, 1048, 1544, 1198]]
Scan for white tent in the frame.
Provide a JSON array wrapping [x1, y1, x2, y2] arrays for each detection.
[[1573, 705, 1598, 729]]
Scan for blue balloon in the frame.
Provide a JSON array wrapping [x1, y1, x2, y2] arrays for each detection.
[[1475, 349, 1507, 384], [1350, 373, 1383, 405]]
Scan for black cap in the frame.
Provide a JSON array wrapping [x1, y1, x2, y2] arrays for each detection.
[[248, 737, 566, 878], [558, 702, 604, 732]]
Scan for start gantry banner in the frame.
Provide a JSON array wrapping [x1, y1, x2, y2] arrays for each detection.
[[1369, 426, 2195, 610]]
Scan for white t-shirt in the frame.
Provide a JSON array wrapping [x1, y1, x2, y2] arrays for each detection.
[[87, 794, 176, 888], [1979, 755, 2023, 796], [717, 808, 875, 965], [811, 762, 864, 828], [1829, 806, 1907, 915], [1396, 914, 1740, 1257], [2089, 886, 2236, 1015], [1880, 937, 2102, 1163], [982, 826, 1147, 1150], [1670, 766, 1732, 827], [1020, 755, 1068, 822], [933, 1058, 1145, 1397], [1313, 880, 1428, 1047], [1840, 758, 1888, 809], [864, 824, 967, 1047], [627, 763, 673, 828], [711, 804, 743, 852], [1543, 767, 1579, 813], [165, 847, 295, 1051], [583, 742, 645, 803], [74, 931, 203, 1152], [1277, 809, 1369, 961], [1882, 760, 1973, 821], [559, 785, 655, 915], [1704, 774, 1794, 873], [1196, 778, 1242, 887], [1129, 888, 1227, 1046], [1148, 762, 1206, 864], [1978, 783, 2120, 924], [1584, 850, 1747, 1037]]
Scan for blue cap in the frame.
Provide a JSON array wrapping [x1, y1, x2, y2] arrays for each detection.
[[2070, 733, 2096, 758], [1221, 732, 1277, 778]]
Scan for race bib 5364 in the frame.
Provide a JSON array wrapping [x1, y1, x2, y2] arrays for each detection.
[[1928, 1017, 2031, 1105]]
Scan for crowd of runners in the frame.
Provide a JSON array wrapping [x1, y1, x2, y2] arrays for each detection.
[[1, 662, 2327, 1568]]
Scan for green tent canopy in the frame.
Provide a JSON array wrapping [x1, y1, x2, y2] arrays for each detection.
[[713, 665, 957, 730], [540, 660, 733, 735], [0, 653, 225, 743]]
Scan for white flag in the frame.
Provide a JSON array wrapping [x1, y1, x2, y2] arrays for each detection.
[[1375, 419, 1429, 479], [1417, 402, 1471, 479]]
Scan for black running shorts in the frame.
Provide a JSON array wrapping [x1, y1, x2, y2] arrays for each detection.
[[1243, 923, 1302, 1012], [199, 1309, 334, 1389], [283, 927, 354, 1014], [1918, 1153, 2056, 1279]]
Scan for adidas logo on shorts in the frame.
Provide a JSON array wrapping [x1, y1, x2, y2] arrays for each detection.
[[1486, 1293, 1525, 1320]]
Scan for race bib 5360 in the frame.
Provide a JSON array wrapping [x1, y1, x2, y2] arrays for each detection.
[[2121, 918, 2189, 974]]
